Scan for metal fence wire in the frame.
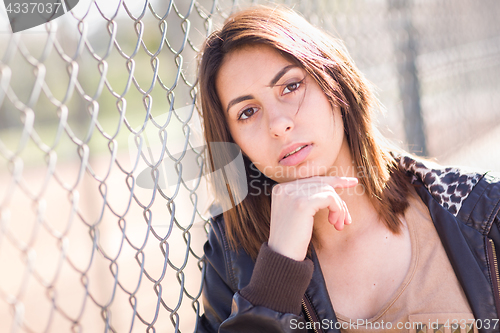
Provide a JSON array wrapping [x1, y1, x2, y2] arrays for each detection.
[[1, 0, 500, 332]]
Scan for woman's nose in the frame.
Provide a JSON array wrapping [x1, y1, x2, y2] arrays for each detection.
[[267, 105, 295, 137]]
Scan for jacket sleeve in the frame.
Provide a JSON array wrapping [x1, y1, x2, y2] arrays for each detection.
[[481, 172, 500, 257], [491, 214, 500, 258], [197, 216, 314, 333]]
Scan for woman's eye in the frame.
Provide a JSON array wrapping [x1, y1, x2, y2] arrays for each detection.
[[238, 107, 258, 121], [283, 82, 301, 94]]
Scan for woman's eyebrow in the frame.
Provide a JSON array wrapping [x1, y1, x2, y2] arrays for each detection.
[[226, 95, 254, 114], [225, 64, 300, 114], [268, 64, 299, 87]]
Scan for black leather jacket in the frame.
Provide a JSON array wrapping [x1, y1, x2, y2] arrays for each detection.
[[197, 156, 500, 333]]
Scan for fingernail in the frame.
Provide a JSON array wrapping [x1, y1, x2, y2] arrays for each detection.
[[341, 177, 358, 182]]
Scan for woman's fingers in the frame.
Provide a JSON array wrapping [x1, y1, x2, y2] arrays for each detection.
[[328, 209, 343, 230], [293, 177, 355, 227], [343, 200, 352, 225], [327, 176, 358, 189], [330, 196, 346, 231], [310, 177, 354, 230], [307, 185, 350, 230], [269, 176, 357, 261], [298, 176, 358, 189]]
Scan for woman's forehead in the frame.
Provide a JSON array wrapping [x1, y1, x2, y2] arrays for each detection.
[[220, 45, 293, 76], [215, 45, 300, 100]]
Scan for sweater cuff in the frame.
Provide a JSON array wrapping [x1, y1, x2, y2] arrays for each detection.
[[239, 243, 314, 315]]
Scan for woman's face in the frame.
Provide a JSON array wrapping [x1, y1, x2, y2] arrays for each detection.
[[216, 44, 351, 183]]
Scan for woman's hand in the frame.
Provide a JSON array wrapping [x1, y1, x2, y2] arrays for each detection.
[[268, 176, 358, 261]]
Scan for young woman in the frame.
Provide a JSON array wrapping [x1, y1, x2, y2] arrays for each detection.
[[196, 5, 500, 333]]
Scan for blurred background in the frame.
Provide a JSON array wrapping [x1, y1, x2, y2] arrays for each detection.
[[0, 0, 499, 332]]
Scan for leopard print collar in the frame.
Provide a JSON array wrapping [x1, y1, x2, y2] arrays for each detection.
[[397, 155, 483, 216]]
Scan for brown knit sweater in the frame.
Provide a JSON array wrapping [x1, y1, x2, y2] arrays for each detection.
[[239, 243, 314, 315]]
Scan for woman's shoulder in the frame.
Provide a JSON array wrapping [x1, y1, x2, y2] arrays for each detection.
[[204, 212, 255, 291], [395, 153, 500, 226]]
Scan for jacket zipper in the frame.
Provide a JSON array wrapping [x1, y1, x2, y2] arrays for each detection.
[[302, 295, 323, 333], [487, 238, 500, 320]]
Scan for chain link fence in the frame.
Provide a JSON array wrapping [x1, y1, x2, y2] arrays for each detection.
[[1, 0, 499, 332]]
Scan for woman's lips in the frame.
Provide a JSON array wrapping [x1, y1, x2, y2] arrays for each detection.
[[278, 144, 312, 166]]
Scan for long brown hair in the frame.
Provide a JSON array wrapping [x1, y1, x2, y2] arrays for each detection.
[[198, 5, 412, 259]]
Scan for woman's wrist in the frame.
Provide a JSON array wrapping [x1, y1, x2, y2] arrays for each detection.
[[268, 239, 307, 261]]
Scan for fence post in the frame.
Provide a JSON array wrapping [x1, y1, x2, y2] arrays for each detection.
[[388, 0, 427, 156]]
